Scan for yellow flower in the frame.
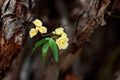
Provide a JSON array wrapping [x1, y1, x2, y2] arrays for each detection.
[[33, 19, 42, 27], [52, 31, 55, 34], [29, 28, 38, 38], [56, 37, 69, 50], [36, 26, 47, 34], [61, 33, 68, 38], [55, 27, 64, 35]]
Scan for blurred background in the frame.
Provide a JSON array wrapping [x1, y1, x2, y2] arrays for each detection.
[[1, 0, 120, 80]]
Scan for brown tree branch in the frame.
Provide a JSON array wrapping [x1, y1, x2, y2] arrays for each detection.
[[0, 0, 33, 78], [59, 0, 110, 72]]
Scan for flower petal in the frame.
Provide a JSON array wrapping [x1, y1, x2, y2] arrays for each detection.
[[56, 37, 69, 50], [37, 26, 47, 34], [29, 28, 38, 38], [55, 27, 64, 35], [33, 19, 43, 27]]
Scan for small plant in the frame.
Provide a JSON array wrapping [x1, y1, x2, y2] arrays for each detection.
[[29, 19, 69, 65]]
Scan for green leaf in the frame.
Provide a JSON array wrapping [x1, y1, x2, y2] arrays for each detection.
[[41, 41, 49, 68], [49, 38, 58, 62], [32, 38, 50, 53], [42, 41, 49, 57]]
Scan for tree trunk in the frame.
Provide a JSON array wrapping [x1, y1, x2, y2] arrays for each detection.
[[0, 0, 33, 79]]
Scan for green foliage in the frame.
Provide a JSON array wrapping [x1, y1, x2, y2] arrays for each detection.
[[32, 38, 58, 65], [42, 41, 49, 57], [32, 38, 50, 53], [49, 38, 58, 62]]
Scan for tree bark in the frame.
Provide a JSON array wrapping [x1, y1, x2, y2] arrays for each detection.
[[0, 0, 33, 78]]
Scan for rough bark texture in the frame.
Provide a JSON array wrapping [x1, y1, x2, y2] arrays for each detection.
[[0, 0, 33, 78], [60, 0, 110, 72]]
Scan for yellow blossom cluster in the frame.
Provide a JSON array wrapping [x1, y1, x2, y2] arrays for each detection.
[[53, 28, 69, 50], [29, 19, 47, 38]]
